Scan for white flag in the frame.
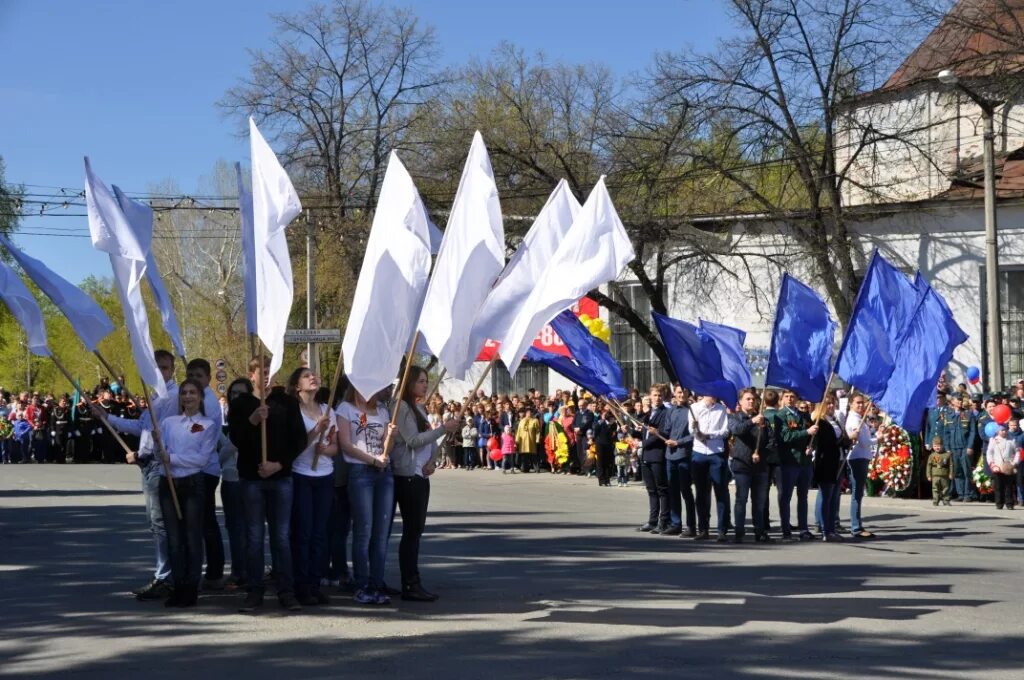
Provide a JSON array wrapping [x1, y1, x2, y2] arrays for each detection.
[[83, 157, 165, 396], [0, 234, 114, 352], [466, 179, 581, 363], [418, 131, 504, 379], [249, 117, 302, 379], [500, 176, 635, 375], [112, 186, 187, 359], [343, 151, 432, 400], [0, 258, 51, 356]]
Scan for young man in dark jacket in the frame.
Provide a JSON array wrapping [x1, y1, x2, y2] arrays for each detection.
[[664, 385, 695, 536], [228, 357, 307, 613], [636, 384, 673, 534], [728, 388, 772, 544]]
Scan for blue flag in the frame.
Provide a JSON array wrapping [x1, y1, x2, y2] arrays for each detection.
[[699, 319, 752, 395], [652, 311, 738, 406], [835, 251, 923, 400], [525, 347, 625, 400], [876, 284, 968, 433], [765, 273, 838, 402], [549, 310, 626, 399]]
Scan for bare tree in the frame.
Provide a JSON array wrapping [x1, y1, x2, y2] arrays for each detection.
[[650, 0, 938, 326]]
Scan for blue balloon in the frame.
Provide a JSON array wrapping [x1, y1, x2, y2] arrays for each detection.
[[966, 366, 981, 381], [984, 421, 1000, 438]]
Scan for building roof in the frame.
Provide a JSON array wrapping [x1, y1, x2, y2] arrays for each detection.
[[939, 145, 1024, 199], [880, 0, 1024, 93]]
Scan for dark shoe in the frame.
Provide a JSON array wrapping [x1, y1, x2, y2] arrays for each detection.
[[680, 528, 696, 538], [799, 531, 816, 541], [996, 505, 1004, 510], [660, 526, 682, 536], [834, 525, 848, 534], [381, 583, 401, 597], [401, 581, 439, 602], [176, 585, 198, 608], [823, 533, 843, 542], [732, 535, 744, 544], [279, 592, 302, 612], [135, 578, 171, 600], [315, 591, 331, 605], [636, 524, 656, 533], [755, 534, 775, 544], [693, 532, 710, 541], [238, 591, 263, 613], [297, 593, 319, 606], [652, 524, 670, 535], [164, 590, 185, 608], [202, 577, 225, 591], [715, 534, 728, 543]]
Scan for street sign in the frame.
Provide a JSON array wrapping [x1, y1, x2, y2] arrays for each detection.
[[284, 328, 341, 344]]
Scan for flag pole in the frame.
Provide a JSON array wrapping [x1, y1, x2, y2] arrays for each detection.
[[426, 368, 447, 403], [258, 341, 268, 465], [807, 371, 836, 454], [310, 349, 344, 471], [140, 378, 183, 520], [752, 390, 769, 456], [381, 331, 420, 463]]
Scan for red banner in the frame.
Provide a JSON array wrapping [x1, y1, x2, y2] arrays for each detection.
[[475, 297, 600, 361]]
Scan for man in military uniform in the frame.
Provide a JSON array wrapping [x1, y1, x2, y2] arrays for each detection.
[[943, 395, 979, 503], [925, 436, 953, 505], [925, 392, 951, 446]]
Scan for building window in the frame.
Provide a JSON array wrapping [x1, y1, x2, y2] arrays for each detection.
[[999, 268, 1024, 382], [609, 282, 671, 393], [491, 361, 548, 396]]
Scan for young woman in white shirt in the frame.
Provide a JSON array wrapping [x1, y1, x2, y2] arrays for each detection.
[[286, 367, 338, 605], [158, 378, 219, 607], [335, 383, 395, 605]]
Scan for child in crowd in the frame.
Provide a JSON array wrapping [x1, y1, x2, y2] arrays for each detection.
[[925, 436, 953, 506], [500, 425, 516, 474], [614, 431, 630, 486]]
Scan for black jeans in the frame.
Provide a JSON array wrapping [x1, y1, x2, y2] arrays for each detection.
[[597, 446, 614, 485], [327, 485, 352, 581], [642, 460, 669, 527], [159, 473, 206, 590], [732, 469, 769, 538], [994, 472, 1016, 508], [201, 473, 225, 580], [393, 475, 430, 585]]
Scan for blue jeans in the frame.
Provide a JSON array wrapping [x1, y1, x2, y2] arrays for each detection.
[[692, 452, 730, 535], [848, 458, 870, 533], [732, 468, 769, 538], [778, 464, 813, 535], [220, 480, 247, 581], [952, 450, 978, 500], [142, 462, 171, 581], [242, 476, 294, 594], [290, 472, 334, 596], [666, 456, 696, 531], [815, 482, 839, 534], [348, 464, 394, 590], [327, 485, 352, 581]]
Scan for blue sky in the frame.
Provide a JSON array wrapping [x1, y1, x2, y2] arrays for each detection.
[[0, 0, 731, 283]]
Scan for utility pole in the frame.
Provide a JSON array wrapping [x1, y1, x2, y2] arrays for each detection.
[[938, 69, 1004, 390], [305, 210, 319, 375]]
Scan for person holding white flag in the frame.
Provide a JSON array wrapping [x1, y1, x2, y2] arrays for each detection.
[[249, 116, 302, 381], [232, 119, 306, 614], [499, 177, 635, 375], [343, 151, 432, 401], [418, 131, 504, 380], [465, 179, 581, 365]]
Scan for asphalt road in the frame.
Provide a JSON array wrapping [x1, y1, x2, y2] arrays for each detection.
[[0, 464, 1022, 679]]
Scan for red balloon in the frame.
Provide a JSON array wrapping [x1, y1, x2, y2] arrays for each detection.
[[489, 450, 503, 462], [993, 404, 1012, 424]]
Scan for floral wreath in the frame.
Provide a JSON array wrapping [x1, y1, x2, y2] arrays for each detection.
[[868, 423, 912, 495], [972, 457, 994, 494]]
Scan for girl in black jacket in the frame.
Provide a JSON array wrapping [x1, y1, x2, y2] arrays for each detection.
[[812, 397, 845, 542], [728, 389, 772, 543]]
